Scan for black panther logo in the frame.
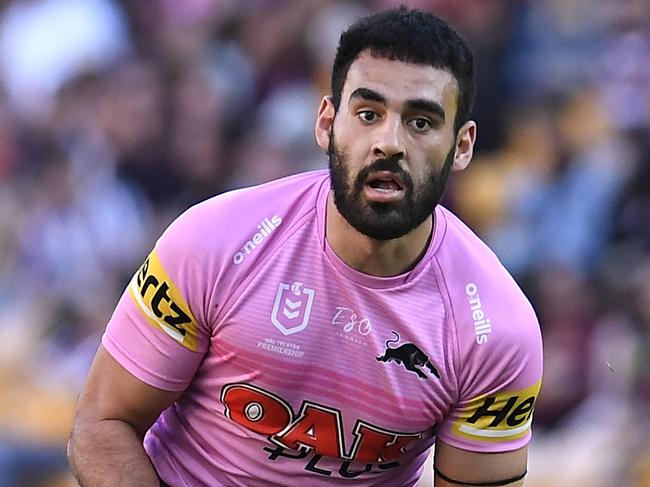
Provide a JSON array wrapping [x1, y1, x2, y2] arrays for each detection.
[[376, 331, 440, 380]]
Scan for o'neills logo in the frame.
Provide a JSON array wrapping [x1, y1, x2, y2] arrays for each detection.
[[465, 282, 492, 344], [233, 215, 283, 264]]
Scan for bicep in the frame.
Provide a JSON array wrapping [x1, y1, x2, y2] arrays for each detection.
[[433, 439, 528, 486], [74, 344, 182, 437]]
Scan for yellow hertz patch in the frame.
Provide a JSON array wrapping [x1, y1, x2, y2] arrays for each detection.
[[452, 381, 541, 442], [128, 250, 198, 351]]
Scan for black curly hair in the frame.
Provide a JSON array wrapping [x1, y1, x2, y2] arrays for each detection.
[[331, 7, 475, 133]]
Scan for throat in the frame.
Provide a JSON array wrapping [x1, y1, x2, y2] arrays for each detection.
[[349, 241, 429, 277], [325, 194, 433, 277]]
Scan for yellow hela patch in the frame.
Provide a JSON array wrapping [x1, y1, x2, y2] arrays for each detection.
[[452, 381, 541, 442], [128, 250, 198, 351]]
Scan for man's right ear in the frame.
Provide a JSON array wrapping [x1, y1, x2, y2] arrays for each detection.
[[315, 96, 335, 151]]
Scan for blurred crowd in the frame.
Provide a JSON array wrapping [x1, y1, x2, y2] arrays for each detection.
[[0, 0, 648, 485]]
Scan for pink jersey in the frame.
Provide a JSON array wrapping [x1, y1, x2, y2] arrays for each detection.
[[103, 170, 542, 487]]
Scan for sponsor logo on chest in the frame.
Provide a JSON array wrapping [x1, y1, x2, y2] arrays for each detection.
[[221, 382, 423, 470], [331, 306, 373, 345]]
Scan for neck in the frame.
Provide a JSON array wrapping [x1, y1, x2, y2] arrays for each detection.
[[325, 193, 433, 277]]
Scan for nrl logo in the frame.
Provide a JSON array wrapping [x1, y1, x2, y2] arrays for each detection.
[[271, 282, 315, 336]]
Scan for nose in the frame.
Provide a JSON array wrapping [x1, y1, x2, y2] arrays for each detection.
[[371, 116, 405, 160]]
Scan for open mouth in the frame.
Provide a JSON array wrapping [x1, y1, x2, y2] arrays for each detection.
[[363, 170, 406, 203], [365, 171, 405, 192]]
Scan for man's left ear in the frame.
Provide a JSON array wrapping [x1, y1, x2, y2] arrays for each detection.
[[451, 120, 477, 172]]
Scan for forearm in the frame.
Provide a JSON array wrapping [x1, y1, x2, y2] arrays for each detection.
[[68, 419, 159, 487]]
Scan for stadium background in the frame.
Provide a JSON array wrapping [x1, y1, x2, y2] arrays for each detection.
[[0, 0, 648, 485]]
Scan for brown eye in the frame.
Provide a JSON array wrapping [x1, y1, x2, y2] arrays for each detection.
[[408, 117, 432, 132], [358, 111, 378, 123]]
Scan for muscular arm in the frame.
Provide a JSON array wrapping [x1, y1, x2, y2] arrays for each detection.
[[433, 440, 528, 486], [67, 345, 182, 487]]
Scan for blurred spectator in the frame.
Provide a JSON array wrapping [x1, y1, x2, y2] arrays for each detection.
[[613, 129, 650, 250], [166, 62, 231, 207], [454, 90, 633, 277], [0, 0, 130, 121], [598, 0, 650, 131], [17, 149, 152, 305]]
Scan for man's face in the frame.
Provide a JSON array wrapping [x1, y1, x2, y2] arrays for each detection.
[[328, 133, 454, 240], [326, 51, 461, 241]]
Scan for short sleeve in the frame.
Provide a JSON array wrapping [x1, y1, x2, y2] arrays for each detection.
[[102, 210, 213, 392], [436, 282, 543, 453]]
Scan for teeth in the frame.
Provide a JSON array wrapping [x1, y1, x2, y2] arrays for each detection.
[[370, 180, 400, 190]]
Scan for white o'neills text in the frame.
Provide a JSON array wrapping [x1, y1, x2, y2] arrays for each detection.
[[465, 283, 492, 344], [233, 215, 283, 264]]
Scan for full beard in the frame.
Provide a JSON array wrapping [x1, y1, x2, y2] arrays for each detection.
[[328, 132, 454, 241]]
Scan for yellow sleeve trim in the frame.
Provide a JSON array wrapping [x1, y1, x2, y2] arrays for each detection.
[[128, 249, 199, 352], [451, 380, 542, 443]]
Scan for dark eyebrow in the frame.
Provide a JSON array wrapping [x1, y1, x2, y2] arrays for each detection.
[[350, 88, 446, 122], [349, 87, 386, 105], [405, 98, 446, 122]]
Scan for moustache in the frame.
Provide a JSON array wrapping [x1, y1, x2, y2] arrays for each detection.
[[353, 156, 413, 192]]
